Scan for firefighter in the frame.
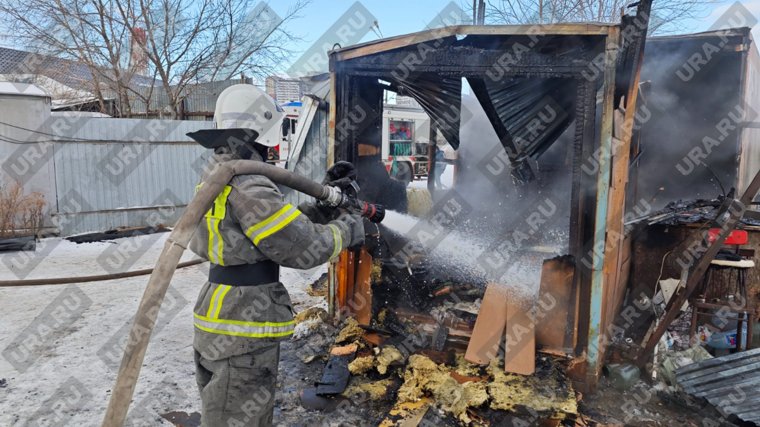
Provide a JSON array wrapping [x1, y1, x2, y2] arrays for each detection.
[[188, 84, 364, 426]]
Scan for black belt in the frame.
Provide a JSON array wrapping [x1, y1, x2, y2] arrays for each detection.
[[208, 261, 280, 286]]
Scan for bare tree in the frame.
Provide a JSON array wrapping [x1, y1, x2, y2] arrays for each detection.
[[114, 0, 307, 118], [0, 0, 136, 114], [479, 0, 717, 33], [0, 0, 307, 118]]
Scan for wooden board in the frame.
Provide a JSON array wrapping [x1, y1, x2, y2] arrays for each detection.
[[335, 250, 350, 313], [465, 284, 508, 365], [536, 257, 576, 353], [505, 295, 536, 375], [353, 248, 373, 324], [333, 24, 612, 61]]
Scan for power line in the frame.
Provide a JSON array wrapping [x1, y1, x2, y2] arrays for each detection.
[[0, 119, 86, 141], [0, 119, 192, 144]]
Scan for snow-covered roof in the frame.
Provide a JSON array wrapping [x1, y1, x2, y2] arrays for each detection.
[[0, 47, 154, 93]]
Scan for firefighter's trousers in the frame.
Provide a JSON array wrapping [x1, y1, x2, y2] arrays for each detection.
[[193, 280, 294, 427], [194, 342, 279, 427]]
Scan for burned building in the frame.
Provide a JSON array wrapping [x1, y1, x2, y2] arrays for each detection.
[[634, 27, 760, 210], [323, 9, 653, 401]]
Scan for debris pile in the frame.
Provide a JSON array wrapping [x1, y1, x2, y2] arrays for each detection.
[[309, 314, 582, 425], [335, 317, 365, 344], [395, 354, 488, 424], [292, 303, 329, 340]]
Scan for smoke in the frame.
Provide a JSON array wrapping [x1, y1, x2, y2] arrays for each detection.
[[383, 89, 573, 297], [634, 35, 749, 210]]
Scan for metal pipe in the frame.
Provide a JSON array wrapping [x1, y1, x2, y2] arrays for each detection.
[[101, 160, 343, 427]]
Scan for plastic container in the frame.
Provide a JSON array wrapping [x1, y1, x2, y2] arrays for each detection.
[[605, 363, 641, 391]]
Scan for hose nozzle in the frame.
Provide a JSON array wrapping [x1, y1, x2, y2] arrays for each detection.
[[318, 186, 385, 223], [358, 200, 385, 223]]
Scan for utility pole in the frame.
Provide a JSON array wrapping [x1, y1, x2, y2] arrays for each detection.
[[477, 0, 486, 25], [539, 0, 544, 23]]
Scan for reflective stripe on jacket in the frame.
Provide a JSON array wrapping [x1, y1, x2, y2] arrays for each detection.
[[189, 152, 352, 268], [189, 151, 357, 355]]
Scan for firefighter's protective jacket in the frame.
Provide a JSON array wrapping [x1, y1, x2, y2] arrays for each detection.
[[189, 151, 358, 360]]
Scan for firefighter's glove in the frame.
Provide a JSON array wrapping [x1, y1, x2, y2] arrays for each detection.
[[337, 211, 365, 248], [323, 161, 358, 195], [298, 201, 338, 224], [324, 161, 357, 183]]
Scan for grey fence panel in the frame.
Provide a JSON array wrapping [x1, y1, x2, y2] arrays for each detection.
[[51, 118, 211, 235], [57, 117, 209, 142], [51, 207, 185, 237]]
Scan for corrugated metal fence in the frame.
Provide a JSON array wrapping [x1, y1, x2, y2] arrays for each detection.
[[2, 96, 329, 236], [119, 78, 251, 120], [48, 117, 211, 235]]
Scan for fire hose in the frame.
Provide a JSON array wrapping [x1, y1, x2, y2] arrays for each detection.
[[102, 159, 383, 427], [0, 259, 204, 287]]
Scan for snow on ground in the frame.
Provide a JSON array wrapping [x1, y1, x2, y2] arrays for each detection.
[[0, 233, 325, 426], [408, 167, 454, 190]]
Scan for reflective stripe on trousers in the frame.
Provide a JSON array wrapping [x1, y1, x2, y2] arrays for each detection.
[[193, 313, 295, 338], [194, 283, 294, 339]]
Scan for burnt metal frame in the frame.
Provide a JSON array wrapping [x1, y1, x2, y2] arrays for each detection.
[[328, 26, 624, 390]]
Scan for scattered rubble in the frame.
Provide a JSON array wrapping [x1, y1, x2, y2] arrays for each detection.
[[375, 346, 404, 375], [396, 354, 487, 424], [335, 317, 364, 344], [306, 272, 329, 297], [292, 304, 329, 340], [454, 354, 481, 377], [370, 259, 382, 284], [406, 188, 433, 217], [330, 343, 358, 356], [380, 398, 433, 427], [294, 305, 329, 324], [348, 355, 375, 375], [342, 378, 396, 401], [658, 345, 712, 386], [486, 358, 577, 417]]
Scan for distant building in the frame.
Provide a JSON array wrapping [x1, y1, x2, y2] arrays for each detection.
[[0, 46, 252, 119], [0, 46, 153, 112], [395, 95, 421, 108], [265, 75, 305, 104]]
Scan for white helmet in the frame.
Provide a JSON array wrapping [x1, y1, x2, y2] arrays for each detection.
[[214, 84, 284, 147]]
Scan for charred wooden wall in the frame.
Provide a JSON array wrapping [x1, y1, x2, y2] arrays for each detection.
[[630, 224, 760, 310]]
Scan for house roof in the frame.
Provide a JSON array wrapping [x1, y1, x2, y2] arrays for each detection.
[[0, 81, 48, 97], [0, 47, 154, 94], [648, 26, 753, 41]]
